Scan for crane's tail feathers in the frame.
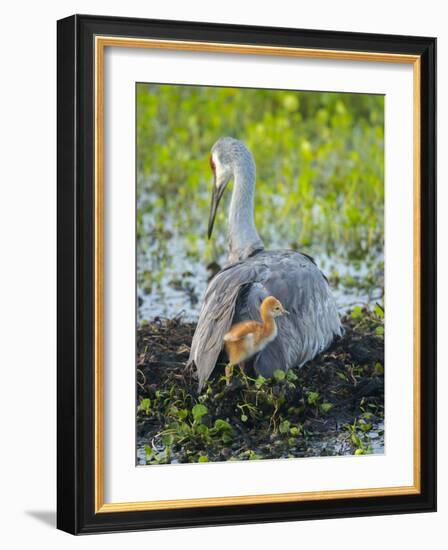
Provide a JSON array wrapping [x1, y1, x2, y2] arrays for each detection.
[[188, 265, 258, 392]]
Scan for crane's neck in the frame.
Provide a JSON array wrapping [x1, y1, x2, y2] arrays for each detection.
[[228, 162, 264, 263]]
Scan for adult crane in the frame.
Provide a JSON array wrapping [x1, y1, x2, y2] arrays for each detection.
[[188, 137, 343, 391]]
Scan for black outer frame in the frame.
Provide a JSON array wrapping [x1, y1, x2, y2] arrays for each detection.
[[57, 14, 436, 535]]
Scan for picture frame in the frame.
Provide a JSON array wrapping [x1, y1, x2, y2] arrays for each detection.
[[57, 14, 436, 534]]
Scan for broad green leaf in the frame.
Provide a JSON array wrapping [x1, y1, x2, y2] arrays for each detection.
[[214, 419, 233, 432], [307, 391, 320, 405], [351, 305, 363, 319], [192, 403, 208, 423], [279, 420, 291, 434], [286, 370, 298, 382], [273, 369, 286, 382]]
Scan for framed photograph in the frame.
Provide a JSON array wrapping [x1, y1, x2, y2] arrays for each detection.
[[57, 14, 436, 534]]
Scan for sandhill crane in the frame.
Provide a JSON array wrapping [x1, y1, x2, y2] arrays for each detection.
[[188, 137, 343, 391]]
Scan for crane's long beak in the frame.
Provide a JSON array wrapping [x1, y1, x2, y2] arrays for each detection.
[[207, 184, 225, 239]]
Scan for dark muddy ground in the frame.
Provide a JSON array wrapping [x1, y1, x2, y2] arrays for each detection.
[[136, 307, 384, 465]]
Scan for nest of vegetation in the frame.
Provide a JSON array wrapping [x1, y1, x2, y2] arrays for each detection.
[[136, 306, 384, 465]]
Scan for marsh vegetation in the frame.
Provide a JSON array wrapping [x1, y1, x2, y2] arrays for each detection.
[[137, 307, 384, 464]]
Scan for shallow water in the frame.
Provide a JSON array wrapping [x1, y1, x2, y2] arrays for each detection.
[[137, 175, 384, 322], [137, 239, 383, 323]]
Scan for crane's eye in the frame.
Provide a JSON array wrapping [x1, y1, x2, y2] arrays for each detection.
[[209, 155, 215, 172]]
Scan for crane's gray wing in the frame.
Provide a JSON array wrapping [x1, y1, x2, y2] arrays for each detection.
[[188, 260, 262, 391]]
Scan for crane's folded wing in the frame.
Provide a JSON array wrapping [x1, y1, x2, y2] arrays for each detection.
[[188, 259, 262, 390]]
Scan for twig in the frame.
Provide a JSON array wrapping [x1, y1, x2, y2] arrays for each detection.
[[137, 368, 146, 391]]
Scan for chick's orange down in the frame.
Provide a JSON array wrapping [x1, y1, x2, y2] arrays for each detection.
[[223, 296, 288, 366]]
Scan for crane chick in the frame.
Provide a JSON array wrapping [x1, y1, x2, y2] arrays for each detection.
[[223, 296, 288, 384]]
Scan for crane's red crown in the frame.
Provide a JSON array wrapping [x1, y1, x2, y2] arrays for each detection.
[[209, 154, 216, 173]]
